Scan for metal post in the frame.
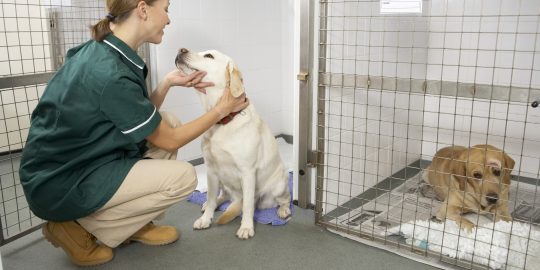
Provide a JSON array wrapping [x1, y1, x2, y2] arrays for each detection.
[[297, 0, 315, 208]]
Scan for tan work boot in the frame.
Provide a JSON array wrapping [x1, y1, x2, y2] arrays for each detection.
[[125, 223, 179, 246], [42, 221, 113, 266]]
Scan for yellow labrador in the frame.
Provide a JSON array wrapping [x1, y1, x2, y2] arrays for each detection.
[[175, 49, 291, 239], [423, 144, 515, 231]]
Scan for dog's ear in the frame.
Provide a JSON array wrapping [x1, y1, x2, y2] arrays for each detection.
[[502, 151, 515, 171], [502, 151, 515, 185], [225, 62, 245, 98], [452, 148, 468, 191]]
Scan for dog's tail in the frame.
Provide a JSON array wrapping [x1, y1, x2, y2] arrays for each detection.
[[216, 201, 242, 225]]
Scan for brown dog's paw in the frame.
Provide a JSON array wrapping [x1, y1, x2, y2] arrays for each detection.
[[459, 219, 475, 232], [420, 183, 438, 200], [496, 214, 513, 222]]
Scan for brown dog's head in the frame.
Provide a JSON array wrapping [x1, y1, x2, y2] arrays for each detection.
[[452, 144, 515, 208]]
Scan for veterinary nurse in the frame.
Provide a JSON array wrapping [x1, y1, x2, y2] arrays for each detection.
[[19, 0, 249, 266]]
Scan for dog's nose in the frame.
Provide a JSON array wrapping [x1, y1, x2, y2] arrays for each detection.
[[175, 49, 189, 66], [486, 193, 499, 204]]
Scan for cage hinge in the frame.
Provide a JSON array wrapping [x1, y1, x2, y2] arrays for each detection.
[[307, 150, 318, 168]]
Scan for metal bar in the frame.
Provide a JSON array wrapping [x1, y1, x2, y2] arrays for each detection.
[[0, 73, 55, 89], [314, 0, 328, 223], [297, 0, 315, 209]]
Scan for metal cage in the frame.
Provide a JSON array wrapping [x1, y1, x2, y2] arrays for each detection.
[[312, 0, 540, 269], [0, 0, 151, 246]]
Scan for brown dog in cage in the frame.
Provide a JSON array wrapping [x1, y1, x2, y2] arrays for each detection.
[[423, 144, 515, 231]]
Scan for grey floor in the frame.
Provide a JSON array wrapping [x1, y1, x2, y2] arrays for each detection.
[[1, 201, 441, 270]]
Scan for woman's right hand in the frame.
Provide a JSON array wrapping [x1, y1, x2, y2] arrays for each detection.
[[214, 88, 249, 117], [164, 69, 213, 93]]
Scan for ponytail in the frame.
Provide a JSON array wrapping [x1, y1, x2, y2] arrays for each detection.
[[91, 0, 159, 41], [91, 18, 112, 42]]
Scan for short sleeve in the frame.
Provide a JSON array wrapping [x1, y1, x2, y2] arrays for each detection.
[[100, 73, 161, 143]]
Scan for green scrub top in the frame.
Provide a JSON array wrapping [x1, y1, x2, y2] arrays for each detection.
[[19, 34, 162, 221]]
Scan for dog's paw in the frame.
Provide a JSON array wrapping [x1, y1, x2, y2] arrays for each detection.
[[496, 214, 512, 222], [201, 202, 207, 212], [460, 220, 475, 233], [277, 205, 291, 219], [193, 217, 212, 230], [236, 226, 255, 239]]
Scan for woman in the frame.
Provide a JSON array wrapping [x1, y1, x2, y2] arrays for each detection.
[[19, 0, 248, 266]]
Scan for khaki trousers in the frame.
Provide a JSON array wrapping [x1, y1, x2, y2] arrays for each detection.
[[77, 112, 197, 248]]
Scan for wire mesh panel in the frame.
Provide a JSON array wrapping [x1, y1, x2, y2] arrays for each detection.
[[0, 0, 151, 246], [314, 0, 540, 269]]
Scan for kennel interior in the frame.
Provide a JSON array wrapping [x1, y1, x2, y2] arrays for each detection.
[[314, 0, 540, 269]]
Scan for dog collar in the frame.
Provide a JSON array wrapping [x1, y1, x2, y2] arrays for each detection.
[[217, 111, 242, 125]]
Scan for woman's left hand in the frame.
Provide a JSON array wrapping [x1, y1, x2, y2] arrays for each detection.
[[165, 69, 214, 94]]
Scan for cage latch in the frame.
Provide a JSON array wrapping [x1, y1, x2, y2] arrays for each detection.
[[297, 72, 309, 81]]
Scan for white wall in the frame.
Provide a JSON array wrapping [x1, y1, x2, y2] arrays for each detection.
[[155, 0, 295, 161]]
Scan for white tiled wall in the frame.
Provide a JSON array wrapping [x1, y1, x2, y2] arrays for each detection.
[[426, 1, 539, 87], [156, 0, 295, 161], [0, 2, 52, 76]]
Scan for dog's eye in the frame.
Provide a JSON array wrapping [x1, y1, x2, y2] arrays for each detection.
[[493, 169, 501, 177], [204, 53, 214, 59], [473, 172, 483, 179]]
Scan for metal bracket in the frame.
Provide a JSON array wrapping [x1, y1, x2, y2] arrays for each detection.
[[297, 72, 309, 81]]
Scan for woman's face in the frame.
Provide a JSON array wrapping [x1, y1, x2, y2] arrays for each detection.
[[145, 0, 170, 44]]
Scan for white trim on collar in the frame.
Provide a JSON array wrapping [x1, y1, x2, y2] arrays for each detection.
[[103, 40, 144, 70], [122, 106, 157, 134]]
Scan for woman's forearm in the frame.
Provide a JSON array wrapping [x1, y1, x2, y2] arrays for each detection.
[[149, 79, 171, 109], [146, 107, 225, 151]]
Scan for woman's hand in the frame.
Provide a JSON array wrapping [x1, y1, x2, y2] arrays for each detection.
[[164, 69, 214, 94], [214, 88, 249, 117]]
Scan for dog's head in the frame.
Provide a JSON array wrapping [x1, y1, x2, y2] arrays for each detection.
[[452, 144, 515, 209], [174, 48, 245, 99]]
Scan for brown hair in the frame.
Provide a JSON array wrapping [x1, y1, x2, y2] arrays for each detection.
[[91, 0, 159, 41]]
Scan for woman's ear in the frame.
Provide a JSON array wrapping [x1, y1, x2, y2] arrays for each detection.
[[136, 1, 148, 20]]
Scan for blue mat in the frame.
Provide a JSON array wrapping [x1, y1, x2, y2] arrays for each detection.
[[187, 172, 294, 226]]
